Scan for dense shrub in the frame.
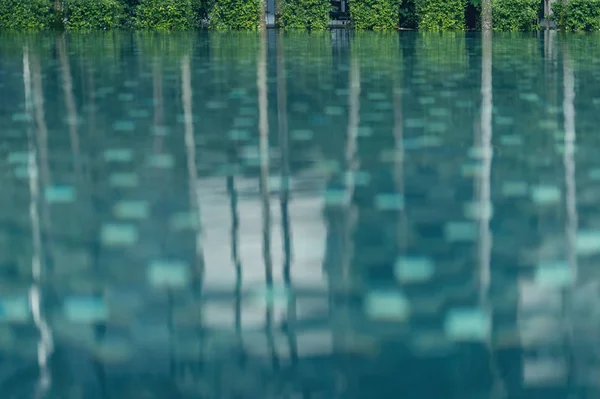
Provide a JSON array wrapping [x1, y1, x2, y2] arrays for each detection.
[[399, 0, 418, 29], [0, 0, 51, 31], [64, 0, 125, 30], [208, 0, 261, 30], [492, 0, 538, 31], [192, 0, 212, 27], [280, 0, 330, 30], [349, 0, 401, 30], [415, 0, 467, 31], [135, 0, 194, 31], [552, 0, 600, 32]]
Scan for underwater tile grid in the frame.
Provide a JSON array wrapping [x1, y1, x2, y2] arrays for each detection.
[[1, 30, 600, 398]]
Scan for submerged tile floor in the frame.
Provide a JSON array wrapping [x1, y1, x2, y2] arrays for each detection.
[[1, 31, 600, 398]]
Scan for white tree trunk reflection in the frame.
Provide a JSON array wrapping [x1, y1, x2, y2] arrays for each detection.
[[153, 59, 164, 152], [24, 45, 53, 399], [181, 54, 205, 286], [57, 35, 83, 181], [31, 55, 50, 186], [479, 31, 506, 398], [343, 56, 360, 291], [257, 30, 278, 368], [393, 77, 405, 250], [562, 43, 577, 281], [276, 32, 298, 363], [479, 31, 493, 304]]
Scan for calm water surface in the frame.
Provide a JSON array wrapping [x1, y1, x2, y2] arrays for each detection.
[[1, 31, 600, 398]]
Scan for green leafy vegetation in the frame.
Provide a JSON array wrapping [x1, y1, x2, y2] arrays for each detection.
[[64, 0, 125, 30], [0, 0, 51, 31], [0, 0, 584, 31], [208, 0, 261, 30], [191, 0, 212, 27], [349, 0, 401, 30], [399, 0, 418, 29], [552, 0, 600, 32], [415, 0, 467, 31], [492, 0, 539, 31], [280, 0, 330, 30], [134, 0, 194, 31]]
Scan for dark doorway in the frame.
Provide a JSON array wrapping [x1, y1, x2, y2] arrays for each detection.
[[466, 2, 480, 30]]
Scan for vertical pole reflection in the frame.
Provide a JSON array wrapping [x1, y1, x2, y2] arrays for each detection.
[[479, 32, 493, 305], [258, 30, 279, 369], [31, 54, 51, 189], [393, 70, 405, 250], [226, 165, 243, 348], [180, 51, 206, 383], [562, 42, 577, 281], [24, 45, 53, 399], [480, 31, 505, 397], [276, 32, 298, 365], [181, 54, 205, 290], [30, 51, 56, 275], [332, 51, 359, 376], [343, 56, 360, 291], [153, 58, 164, 152], [259, 28, 273, 288], [57, 35, 83, 182], [562, 39, 578, 386]]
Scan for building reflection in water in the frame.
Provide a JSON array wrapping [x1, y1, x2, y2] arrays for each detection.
[[1, 30, 600, 398]]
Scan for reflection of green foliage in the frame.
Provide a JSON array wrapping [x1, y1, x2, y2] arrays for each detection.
[[283, 31, 332, 55], [135, 0, 194, 31], [552, 0, 600, 32], [492, 0, 539, 31], [563, 34, 600, 72], [351, 32, 401, 73], [283, 32, 333, 156], [415, 0, 466, 31], [283, 33, 332, 98], [63, 34, 123, 92], [210, 32, 259, 87], [281, 0, 330, 30], [0, 0, 51, 31], [135, 31, 194, 60], [67, 32, 122, 64], [206, 33, 260, 145], [492, 33, 540, 61], [210, 31, 260, 61], [284, 31, 332, 87], [349, 0, 401, 31], [64, 0, 125, 30], [208, 0, 261, 30], [416, 32, 466, 69], [0, 32, 54, 58]]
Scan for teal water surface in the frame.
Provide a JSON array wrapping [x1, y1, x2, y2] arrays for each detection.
[[1, 31, 600, 398]]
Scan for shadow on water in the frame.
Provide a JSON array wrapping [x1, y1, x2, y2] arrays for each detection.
[[1, 30, 600, 398]]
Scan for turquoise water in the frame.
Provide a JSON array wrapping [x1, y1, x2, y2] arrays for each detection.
[[1, 31, 600, 397]]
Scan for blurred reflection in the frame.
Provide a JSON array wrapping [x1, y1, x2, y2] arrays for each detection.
[[1, 31, 600, 398], [23, 43, 54, 399]]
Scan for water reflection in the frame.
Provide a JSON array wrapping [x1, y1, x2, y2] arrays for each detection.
[[1, 31, 600, 398]]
